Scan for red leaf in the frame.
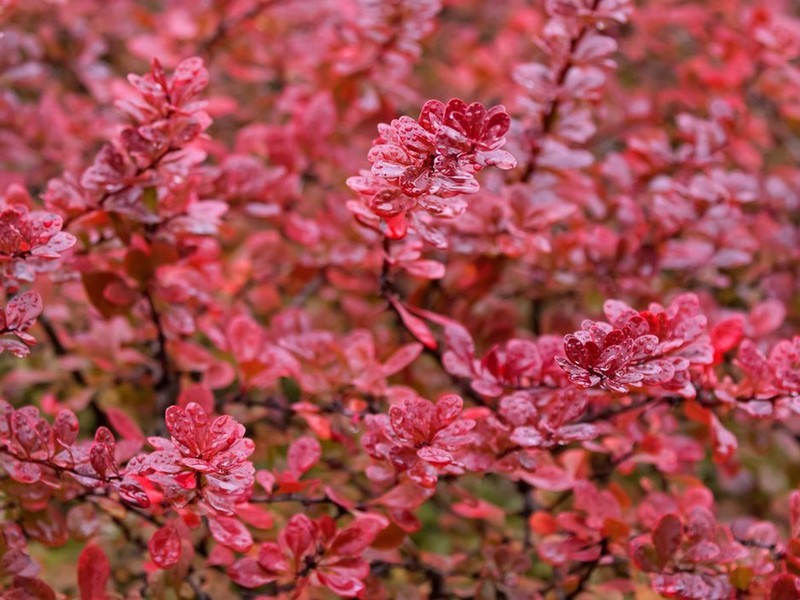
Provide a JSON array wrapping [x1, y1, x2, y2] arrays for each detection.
[[67, 505, 100, 541], [229, 557, 277, 588], [286, 436, 321, 477], [374, 481, 435, 510], [709, 414, 737, 463], [791, 492, 800, 538], [452, 498, 506, 524], [442, 323, 476, 378], [317, 568, 366, 597], [53, 410, 79, 447], [653, 514, 682, 567], [77, 543, 110, 600], [235, 503, 274, 530], [283, 514, 316, 559], [148, 524, 182, 569], [749, 299, 785, 337], [402, 259, 446, 280], [384, 213, 408, 239], [5, 292, 43, 330], [416, 445, 453, 466], [81, 272, 138, 318], [105, 407, 145, 442], [208, 515, 253, 553], [771, 575, 800, 600], [388, 298, 437, 349], [329, 520, 381, 556], [381, 342, 424, 376], [117, 478, 151, 508], [710, 316, 743, 361], [434, 394, 463, 428], [23, 506, 68, 547], [226, 314, 265, 363], [178, 383, 215, 414], [8, 577, 56, 600]]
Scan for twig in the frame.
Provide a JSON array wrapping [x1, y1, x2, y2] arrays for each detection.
[[521, 0, 604, 182], [517, 479, 536, 551], [199, 0, 278, 57], [249, 493, 344, 508], [580, 396, 659, 423], [144, 288, 178, 428], [185, 571, 212, 600], [380, 237, 490, 407], [288, 270, 326, 308], [564, 539, 608, 599], [38, 314, 87, 386]]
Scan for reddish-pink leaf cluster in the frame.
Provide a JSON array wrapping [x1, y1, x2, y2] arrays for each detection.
[[129, 402, 255, 515], [230, 514, 382, 596], [4, 0, 800, 598], [363, 394, 476, 488], [556, 294, 714, 395], [348, 98, 516, 245], [0, 292, 42, 357], [0, 194, 75, 292]]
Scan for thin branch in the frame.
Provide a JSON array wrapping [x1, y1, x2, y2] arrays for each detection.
[[380, 237, 490, 407], [580, 395, 660, 423], [249, 493, 344, 508], [38, 314, 87, 386], [0, 447, 121, 483], [288, 270, 326, 308], [144, 287, 179, 429], [517, 479, 536, 551], [185, 572, 212, 600], [521, 0, 604, 182], [199, 0, 278, 57], [564, 539, 608, 599]]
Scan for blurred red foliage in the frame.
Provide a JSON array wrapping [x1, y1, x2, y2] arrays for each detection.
[[3, 0, 800, 598]]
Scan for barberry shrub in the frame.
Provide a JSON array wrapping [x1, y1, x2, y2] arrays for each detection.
[[3, 0, 800, 598]]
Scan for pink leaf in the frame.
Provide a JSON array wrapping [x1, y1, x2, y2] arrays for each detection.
[[177, 383, 215, 414], [287, 436, 322, 477], [388, 297, 437, 349], [148, 524, 182, 569], [208, 516, 253, 553], [105, 407, 145, 442], [229, 557, 277, 588], [329, 519, 382, 556], [382, 342, 424, 376], [5, 292, 43, 331], [53, 410, 79, 447], [283, 514, 317, 559], [77, 543, 110, 600], [653, 514, 682, 567], [402, 259, 446, 280]]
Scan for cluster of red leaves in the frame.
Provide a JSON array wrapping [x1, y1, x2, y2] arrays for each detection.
[[0, 399, 153, 512], [720, 337, 800, 419], [0, 292, 42, 357], [347, 98, 516, 245], [130, 402, 255, 515], [230, 514, 383, 596], [5, 0, 800, 599], [0, 191, 75, 293], [49, 57, 217, 227], [556, 294, 714, 395], [443, 323, 567, 396], [363, 394, 476, 488]]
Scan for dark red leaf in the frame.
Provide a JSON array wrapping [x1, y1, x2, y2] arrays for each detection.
[[286, 436, 321, 477], [77, 543, 110, 600], [388, 298, 437, 349], [653, 514, 682, 567], [148, 524, 182, 569], [208, 515, 253, 553]]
